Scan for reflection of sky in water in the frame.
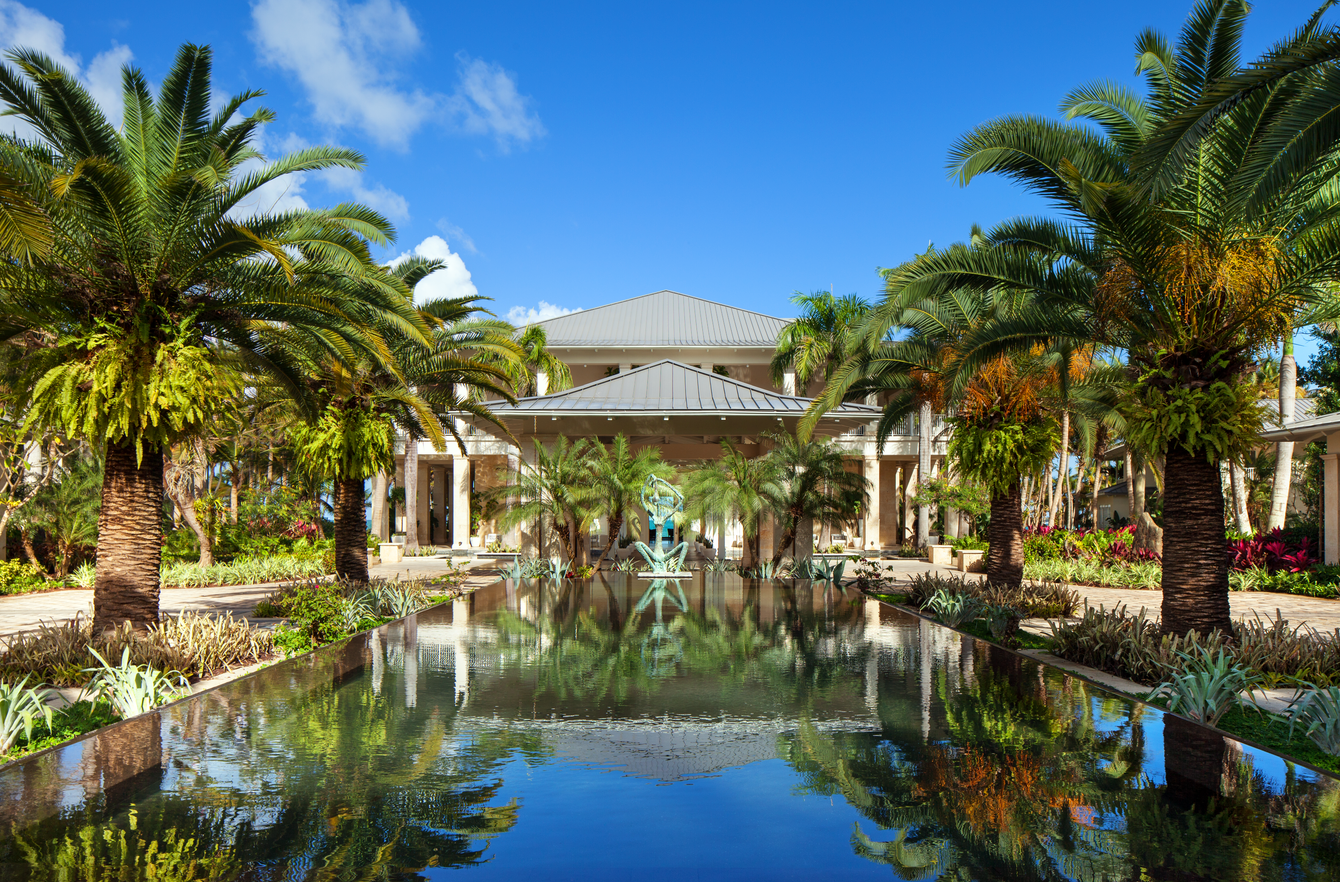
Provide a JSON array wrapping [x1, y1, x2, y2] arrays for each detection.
[[2, 574, 1338, 880]]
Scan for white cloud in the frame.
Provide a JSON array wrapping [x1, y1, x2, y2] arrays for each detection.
[[0, 2, 132, 129], [251, 0, 437, 149], [390, 235, 477, 303], [227, 129, 311, 218], [447, 54, 546, 151], [506, 301, 579, 325], [435, 218, 476, 254], [250, 0, 544, 151], [320, 166, 410, 221]]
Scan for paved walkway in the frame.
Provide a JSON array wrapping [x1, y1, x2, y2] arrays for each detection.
[[871, 557, 1340, 633], [0, 556, 496, 641]]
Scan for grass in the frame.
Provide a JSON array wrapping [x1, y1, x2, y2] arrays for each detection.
[[1138, 694, 1340, 776], [0, 700, 119, 766]]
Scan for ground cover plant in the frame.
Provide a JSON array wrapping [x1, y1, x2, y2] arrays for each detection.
[[255, 577, 450, 655], [0, 612, 274, 687]]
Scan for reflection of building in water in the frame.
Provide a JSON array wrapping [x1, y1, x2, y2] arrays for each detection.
[[380, 576, 983, 784]]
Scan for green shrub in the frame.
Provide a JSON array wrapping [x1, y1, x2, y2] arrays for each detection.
[[1024, 558, 1162, 590], [950, 535, 989, 552], [0, 559, 48, 595], [1229, 566, 1339, 598], [160, 554, 329, 588]]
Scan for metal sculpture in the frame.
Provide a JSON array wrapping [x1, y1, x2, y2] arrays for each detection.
[[634, 475, 688, 574]]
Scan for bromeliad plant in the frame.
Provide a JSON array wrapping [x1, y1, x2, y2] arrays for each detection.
[[0, 676, 55, 752], [1286, 686, 1340, 756], [1149, 644, 1262, 726], [83, 648, 188, 718]]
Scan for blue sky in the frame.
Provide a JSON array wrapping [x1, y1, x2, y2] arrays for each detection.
[[5, 0, 1329, 360]]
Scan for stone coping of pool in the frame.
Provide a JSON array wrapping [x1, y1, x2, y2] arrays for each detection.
[[636, 571, 692, 578]]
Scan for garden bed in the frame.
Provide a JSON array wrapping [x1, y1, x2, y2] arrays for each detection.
[[864, 573, 1340, 776], [0, 573, 471, 766]]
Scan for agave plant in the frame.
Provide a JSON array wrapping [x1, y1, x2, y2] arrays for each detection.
[[71, 562, 96, 590], [546, 557, 568, 583], [520, 556, 550, 578], [338, 595, 377, 632], [1286, 685, 1340, 755], [84, 647, 189, 718], [1149, 644, 1261, 726], [0, 676, 55, 752], [502, 558, 526, 581], [984, 603, 1022, 643], [703, 559, 732, 574], [924, 590, 981, 629], [370, 584, 427, 619]]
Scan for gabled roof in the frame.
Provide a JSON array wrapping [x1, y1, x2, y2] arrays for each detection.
[[482, 360, 879, 417], [534, 290, 789, 348]]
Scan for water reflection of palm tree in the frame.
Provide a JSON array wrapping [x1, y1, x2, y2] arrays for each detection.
[[7, 645, 543, 879], [781, 641, 1340, 880]]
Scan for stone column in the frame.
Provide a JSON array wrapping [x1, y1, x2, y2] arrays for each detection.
[[506, 449, 523, 548], [370, 471, 389, 542], [393, 459, 405, 536], [536, 370, 549, 396], [902, 464, 918, 546], [864, 457, 881, 551], [618, 363, 632, 374], [416, 458, 430, 547], [434, 465, 448, 545], [452, 455, 471, 549], [783, 367, 797, 396], [1325, 436, 1340, 565]]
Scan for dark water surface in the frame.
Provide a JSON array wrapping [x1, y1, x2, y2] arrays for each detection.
[[2, 574, 1339, 880]]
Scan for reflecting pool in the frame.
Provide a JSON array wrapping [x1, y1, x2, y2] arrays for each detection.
[[2, 574, 1339, 880]]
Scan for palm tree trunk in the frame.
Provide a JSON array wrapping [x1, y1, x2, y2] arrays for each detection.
[[334, 477, 369, 582], [94, 440, 163, 632], [1049, 410, 1069, 527], [1133, 454, 1147, 519], [1268, 336, 1296, 530], [1160, 445, 1232, 637], [772, 516, 798, 567], [1229, 460, 1251, 534], [593, 512, 623, 570], [403, 432, 419, 554], [1125, 450, 1137, 520], [985, 481, 1024, 587], [1089, 458, 1102, 529]]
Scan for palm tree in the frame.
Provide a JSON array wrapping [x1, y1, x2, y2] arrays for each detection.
[[588, 434, 674, 570], [682, 439, 779, 567], [891, 2, 1340, 634], [0, 45, 426, 628], [770, 290, 871, 390], [511, 325, 573, 397], [491, 436, 597, 562], [288, 264, 520, 580], [761, 432, 868, 566]]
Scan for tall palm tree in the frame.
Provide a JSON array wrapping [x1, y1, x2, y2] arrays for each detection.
[[770, 290, 871, 390], [893, 2, 1340, 634], [683, 439, 779, 567], [588, 434, 674, 570], [805, 243, 1080, 587], [761, 432, 868, 566], [0, 45, 426, 628], [288, 264, 520, 580]]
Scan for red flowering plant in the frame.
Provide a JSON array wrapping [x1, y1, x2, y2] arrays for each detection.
[[1226, 529, 1315, 573]]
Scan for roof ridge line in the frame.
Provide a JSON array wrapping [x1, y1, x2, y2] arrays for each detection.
[[532, 289, 790, 328]]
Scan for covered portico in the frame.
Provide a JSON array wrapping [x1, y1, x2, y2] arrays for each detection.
[[1263, 411, 1340, 564], [469, 360, 880, 559]]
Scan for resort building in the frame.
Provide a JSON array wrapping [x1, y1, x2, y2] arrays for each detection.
[[375, 290, 950, 559]]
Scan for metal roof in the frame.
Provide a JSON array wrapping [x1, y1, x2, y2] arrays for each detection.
[[1261, 408, 1340, 444], [533, 290, 790, 348], [482, 360, 879, 417]]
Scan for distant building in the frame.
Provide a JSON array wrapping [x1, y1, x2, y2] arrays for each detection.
[[378, 290, 953, 558]]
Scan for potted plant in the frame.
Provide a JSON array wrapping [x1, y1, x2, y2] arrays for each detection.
[[469, 506, 482, 548]]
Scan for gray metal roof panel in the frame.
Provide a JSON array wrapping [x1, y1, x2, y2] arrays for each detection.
[[482, 360, 879, 416], [533, 290, 790, 348]]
